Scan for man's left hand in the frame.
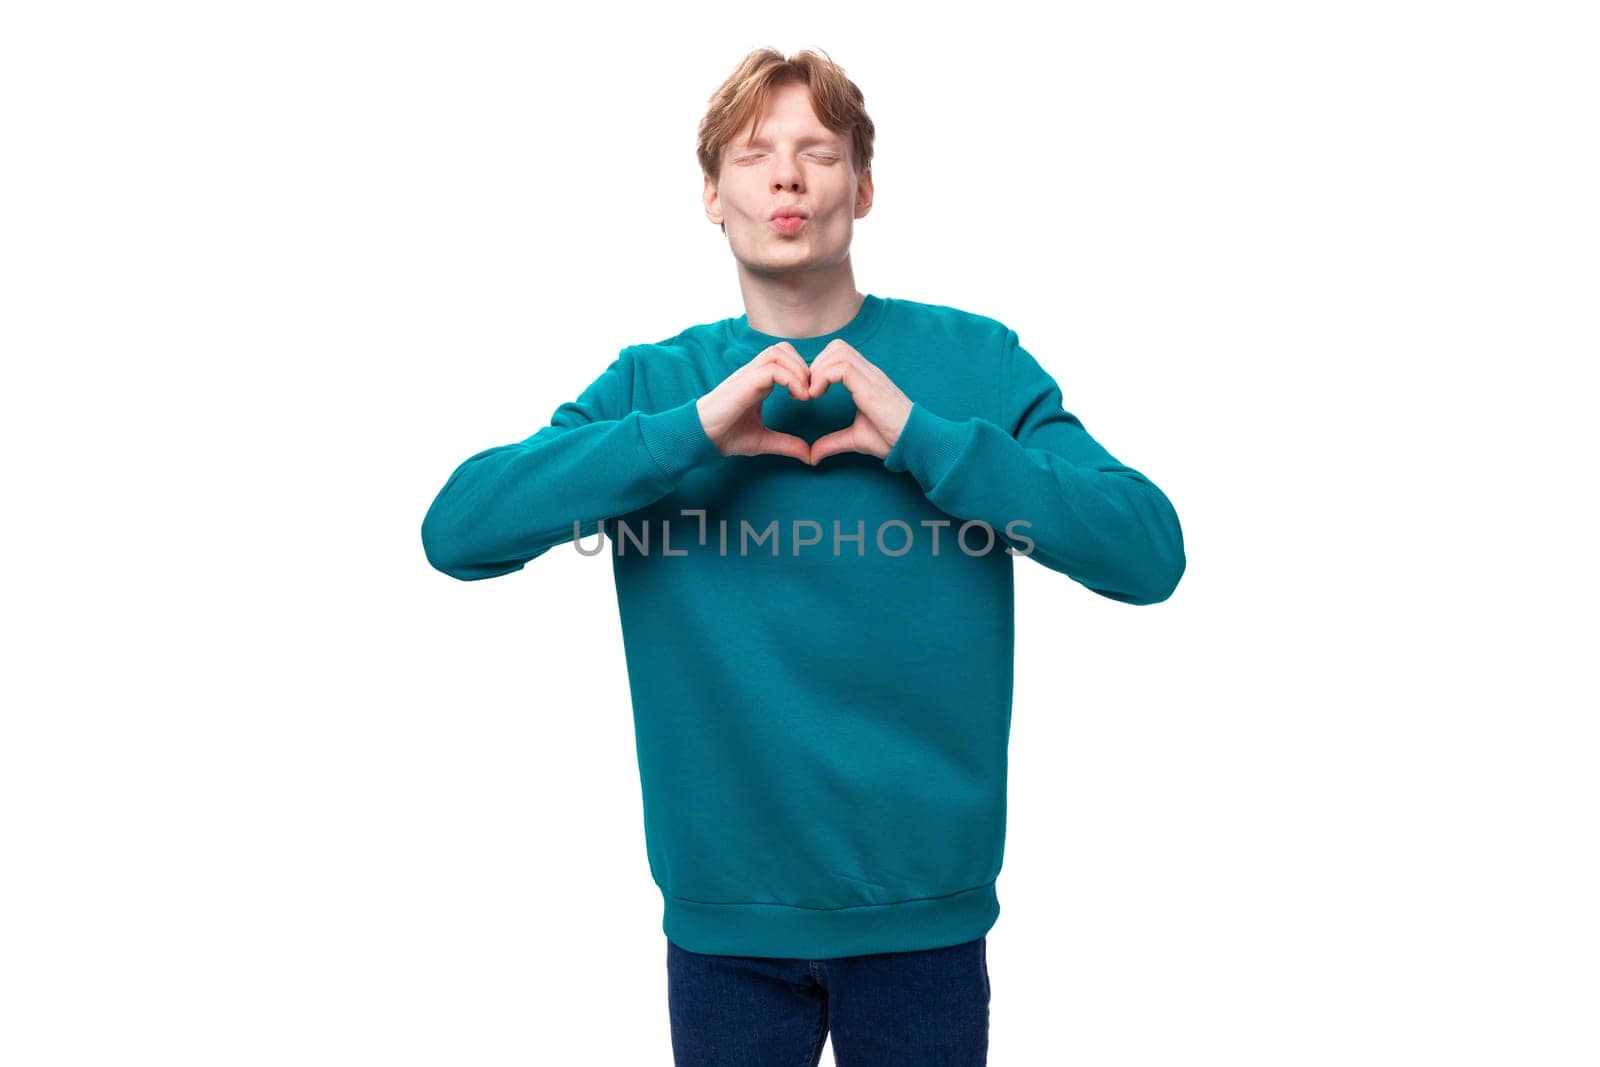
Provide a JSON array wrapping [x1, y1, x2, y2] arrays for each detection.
[[805, 339, 914, 465]]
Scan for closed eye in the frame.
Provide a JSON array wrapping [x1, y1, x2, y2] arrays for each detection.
[[735, 153, 840, 164]]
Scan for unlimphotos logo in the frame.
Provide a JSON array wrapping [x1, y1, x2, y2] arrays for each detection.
[[570, 509, 1035, 558]]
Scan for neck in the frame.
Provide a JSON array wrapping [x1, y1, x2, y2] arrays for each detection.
[[735, 262, 864, 339]]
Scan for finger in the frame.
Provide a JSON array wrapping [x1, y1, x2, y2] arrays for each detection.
[[816, 338, 868, 368], [758, 343, 811, 400], [755, 429, 813, 465], [741, 356, 802, 407], [805, 356, 857, 400], [810, 341, 877, 383]]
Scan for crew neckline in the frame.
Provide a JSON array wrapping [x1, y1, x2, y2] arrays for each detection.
[[727, 293, 890, 359]]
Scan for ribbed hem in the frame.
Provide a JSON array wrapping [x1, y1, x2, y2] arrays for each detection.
[[661, 880, 1000, 959], [883, 401, 974, 491], [637, 397, 724, 481]]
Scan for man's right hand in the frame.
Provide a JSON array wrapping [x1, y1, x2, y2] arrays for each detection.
[[695, 343, 814, 465]]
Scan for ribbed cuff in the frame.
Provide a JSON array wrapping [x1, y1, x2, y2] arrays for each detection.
[[883, 401, 974, 490], [637, 397, 724, 481]]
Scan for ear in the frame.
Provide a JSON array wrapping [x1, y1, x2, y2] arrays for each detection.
[[854, 167, 873, 220], [703, 173, 723, 229]]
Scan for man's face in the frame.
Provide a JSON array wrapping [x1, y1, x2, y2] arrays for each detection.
[[704, 81, 872, 275]]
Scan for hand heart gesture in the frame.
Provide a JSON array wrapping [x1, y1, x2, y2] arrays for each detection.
[[696, 340, 913, 466]]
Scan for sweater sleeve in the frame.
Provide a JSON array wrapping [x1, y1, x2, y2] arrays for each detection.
[[421, 348, 724, 581], [882, 328, 1185, 604]]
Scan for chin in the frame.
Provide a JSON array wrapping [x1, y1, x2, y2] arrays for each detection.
[[734, 240, 817, 267]]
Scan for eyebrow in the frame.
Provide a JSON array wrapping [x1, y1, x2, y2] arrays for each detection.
[[740, 134, 841, 148]]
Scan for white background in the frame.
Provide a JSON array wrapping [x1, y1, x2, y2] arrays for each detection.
[[4, 2, 1596, 1064]]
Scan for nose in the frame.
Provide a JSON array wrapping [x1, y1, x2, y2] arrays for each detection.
[[772, 151, 803, 194]]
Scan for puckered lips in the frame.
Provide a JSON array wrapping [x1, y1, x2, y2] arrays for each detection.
[[770, 205, 809, 235]]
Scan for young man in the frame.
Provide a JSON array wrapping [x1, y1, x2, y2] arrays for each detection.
[[422, 48, 1185, 1066]]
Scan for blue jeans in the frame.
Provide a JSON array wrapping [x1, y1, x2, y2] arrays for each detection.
[[666, 935, 990, 1066]]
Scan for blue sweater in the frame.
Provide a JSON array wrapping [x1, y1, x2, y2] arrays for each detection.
[[421, 294, 1185, 958]]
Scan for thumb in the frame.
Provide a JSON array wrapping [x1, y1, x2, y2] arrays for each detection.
[[755, 429, 814, 465], [808, 421, 863, 466]]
